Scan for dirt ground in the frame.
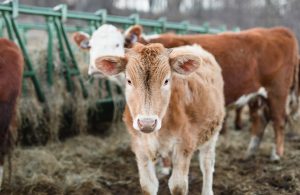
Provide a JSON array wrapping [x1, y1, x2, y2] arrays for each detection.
[[1, 109, 300, 195]]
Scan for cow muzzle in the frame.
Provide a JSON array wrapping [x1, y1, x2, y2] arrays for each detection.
[[134, 115, 160, 133]]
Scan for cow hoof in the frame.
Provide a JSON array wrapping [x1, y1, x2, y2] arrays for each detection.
[[270, 148, 281, 162]]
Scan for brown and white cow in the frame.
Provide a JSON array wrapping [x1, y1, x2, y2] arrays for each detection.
[[0, 38, 23, 188], [97, 42, 224, 195], [73, 25, 126, 88], [124, 25, 300, 161]]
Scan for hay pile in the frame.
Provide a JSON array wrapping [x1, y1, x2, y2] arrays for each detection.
[[16, 30, 124, 146], [2, 123, 131, 195]]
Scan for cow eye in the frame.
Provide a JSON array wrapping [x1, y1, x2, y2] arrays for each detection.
[[116, 43, 119, 48], [127, 79, 132, 85], [164, 79, 169, 86]]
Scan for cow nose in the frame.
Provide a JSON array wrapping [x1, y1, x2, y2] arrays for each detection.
[[138, 118, 157, 133]]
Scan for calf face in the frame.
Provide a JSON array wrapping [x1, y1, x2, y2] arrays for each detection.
[[72, 24, 125, 77], [95, 43, 202, 133]]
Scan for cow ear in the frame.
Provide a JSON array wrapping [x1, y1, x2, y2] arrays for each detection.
[[125, 25, 143, 44], [95, 56, 127, 76], [73, 32, 90, 50], [169, 52, 202, 75]]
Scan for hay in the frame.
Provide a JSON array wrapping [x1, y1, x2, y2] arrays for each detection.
[[15, 30, 124, 146], [2, 123, 130, 193]]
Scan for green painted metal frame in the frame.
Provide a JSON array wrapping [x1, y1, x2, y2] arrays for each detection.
[[1, 10, 46, 102], [0, 1, 238, 34]]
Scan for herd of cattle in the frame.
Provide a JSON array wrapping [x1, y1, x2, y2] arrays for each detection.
[[0, 23, 300, 195]]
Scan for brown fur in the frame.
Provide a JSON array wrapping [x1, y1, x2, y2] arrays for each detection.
[[125, 25, 299, 157], [0, 39, 23, 165]]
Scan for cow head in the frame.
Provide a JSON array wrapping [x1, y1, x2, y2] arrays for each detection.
[[95, 43, 202, 133], [124, 25, 144, 48], [72, 24, 125, 77]]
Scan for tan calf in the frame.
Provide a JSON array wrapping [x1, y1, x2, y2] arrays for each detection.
[[94, 43, 225, 195]]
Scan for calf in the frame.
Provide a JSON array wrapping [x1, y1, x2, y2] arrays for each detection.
[[94, 43, 225, 195], [0, 38, 23, 188], [124, 25, 300, 160]]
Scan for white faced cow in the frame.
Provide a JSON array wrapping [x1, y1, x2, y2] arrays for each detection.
[[73, 24, 126, 87]]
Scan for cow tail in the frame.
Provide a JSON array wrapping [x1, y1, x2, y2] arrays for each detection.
[[289, 57, 300, 116]]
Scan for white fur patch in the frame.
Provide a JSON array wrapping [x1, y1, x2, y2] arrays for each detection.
[[88, 24, 125, 76], [199, 131, 219, 195], [270, 145, 280, 161], [234, 87, 268, 107], [161, 166, 171, 175], [245, 136, 261, 158]]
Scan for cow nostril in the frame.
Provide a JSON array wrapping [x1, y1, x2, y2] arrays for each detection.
[[152, 119, 157, 128], [137, 119, 143, 129]]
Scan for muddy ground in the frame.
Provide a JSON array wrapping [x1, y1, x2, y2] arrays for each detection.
[[1, 109, 300, 195]]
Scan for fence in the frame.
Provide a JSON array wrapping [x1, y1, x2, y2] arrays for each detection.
[[0, 0, 239, 104]]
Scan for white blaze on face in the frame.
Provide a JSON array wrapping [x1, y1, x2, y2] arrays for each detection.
[[88, 24, 125, 76]]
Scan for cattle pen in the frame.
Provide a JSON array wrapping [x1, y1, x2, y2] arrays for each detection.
[[1, 1, 300, 195]]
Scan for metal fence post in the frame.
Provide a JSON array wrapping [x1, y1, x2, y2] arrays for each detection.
[[95, 9, 107, 25], [10, 16, 46, 102], [158, 17, 167, 33], [46, 16, 55, 86]]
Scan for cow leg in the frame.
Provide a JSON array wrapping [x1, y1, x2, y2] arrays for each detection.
[[135, 152, 158, 195], [245, 98, 269, 159], [268, 95, 287, 161], [199, 131, 219, 195], [168, 147, 193, 195], [234, 106, 244, 130]]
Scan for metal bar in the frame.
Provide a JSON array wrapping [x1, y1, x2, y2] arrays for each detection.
[[53, 17, 73, 92], [58, 18, 88, 98], [10, 16, 46, 102], [0, 17, 3, 37], [0, 3, 226, 33], [18, 22, 89, 32], [23, 71, 35, 77], [2, 11, 14, 40], [46, 16, 55, 86]]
